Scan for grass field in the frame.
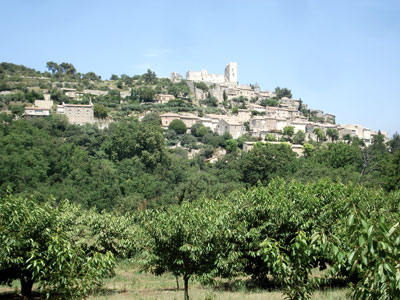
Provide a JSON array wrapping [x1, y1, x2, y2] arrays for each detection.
[[0, 261, 349, 300]]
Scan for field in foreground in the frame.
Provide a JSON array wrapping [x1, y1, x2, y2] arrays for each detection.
[[1, 261, 348, 300]]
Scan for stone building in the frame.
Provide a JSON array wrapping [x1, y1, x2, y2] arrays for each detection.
[[216, 118, 244, 139], [170, 72, 183, 83], [323, 113, 336, 124], [56, 101, 94, 125], [160, 112, 181, 129], [155, 94, 175, 104], [23, 100, 54, 118], [186, 62, 238, 85]]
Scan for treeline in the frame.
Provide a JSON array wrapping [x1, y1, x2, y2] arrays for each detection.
[[1, 180, 399, 299], [0, 115, 399, 211]]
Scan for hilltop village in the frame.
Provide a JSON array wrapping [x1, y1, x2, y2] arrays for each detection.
[[0, 62, 389, 158]]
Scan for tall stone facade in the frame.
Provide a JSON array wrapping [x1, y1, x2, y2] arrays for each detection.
[[224, 62, 237, 84], [186, 62, 238, 85]]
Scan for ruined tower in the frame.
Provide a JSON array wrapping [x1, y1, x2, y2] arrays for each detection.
[[224, 62, 238, 84]]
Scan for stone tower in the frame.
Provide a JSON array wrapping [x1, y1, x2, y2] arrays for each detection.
[[224, 62, 238, 84]]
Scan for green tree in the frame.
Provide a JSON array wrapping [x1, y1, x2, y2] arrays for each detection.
[[94, 103, 108, 119], [302, 143, 314, 158], [194, 82, 208, 92], [225, 139, 239, 153], [169, 119, 187, 134], [260, 98, 278, 107], [142, 112, 161, 125], [293, 130, 306, 144], [275, 87, 292, 99], [326, 128, 339, 142], [104, 119, 166, 169], [0, 194, 115, 298], [140, 199, 242, 300], [232, 106, 239, 115], [283, 126, 295, 142], [60, 62, 77, 75], [240, 143, 296, 185], [343, 133, 352, 144], [313, 128, 325, 142], [223, 89, 228, 101], [46, 61, 61, 75], [191, 122, 208, 138], [138, 87, 156, 102], [143, 69, 157, 84], [389, 132, 400, 153]]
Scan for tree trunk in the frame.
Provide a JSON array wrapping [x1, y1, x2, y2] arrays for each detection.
[[20, 277, 34, 297], [176, 275, 180, 290], [184, 275, 190, 300]]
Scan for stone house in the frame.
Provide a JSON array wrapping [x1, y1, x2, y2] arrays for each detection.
[[179, 113, 199, 129], [323, 113, 336, 124], [310, 109, 324, 118], [278, 97, 301, 110], [23, 100, 54, 118], [247, 103, 266, 113], [60, 88, 78, 100], [198, 117, 219, 132], [83, 89, 108, 97], [291, 120, 306, 133], [160, 112, 181, 129], [155, 94, 175, 104], [56, 101, 94, 125], [24, 107, 51, 117], [216, 118, 244, 139], [170, 72, 183, 83]]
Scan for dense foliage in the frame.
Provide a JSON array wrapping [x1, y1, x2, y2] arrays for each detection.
[[0, 194, 116, 298]]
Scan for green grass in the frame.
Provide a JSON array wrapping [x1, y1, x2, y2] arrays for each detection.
[[0, 261, 349, 300]]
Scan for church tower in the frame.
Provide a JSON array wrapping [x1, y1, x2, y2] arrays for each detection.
[[224, 62, 238, 84]]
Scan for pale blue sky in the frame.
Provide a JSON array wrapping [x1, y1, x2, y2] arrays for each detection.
[[1, 0, 399, 135]]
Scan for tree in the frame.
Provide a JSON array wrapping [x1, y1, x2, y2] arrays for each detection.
[[275, 87, 292, 99], [169, 119, 187, 134], [302, 143, 314, 157], [94, 103, 108, 119], [143, 69, 157, 84], [110, 74, 119, 80], [225, 139, 239, 153], [313, 128, 325, 142], [46, 61, 61, 74], [293, 130, 306, 144], [326, 128, 339, 142], [260, 98, 278, 107], [223, 89, 228, 101], [138, 87, 155, 102], [240, 143, 297, 185], [142, 112, 161, 125], [343, 133, 352, 144], [283, 126, 295, 142], [0, 193, 115, 298], [194, 82, 208, 92], [232, 106, 239, 115], [389, 132, 400, 153], [60, 62, 76, 75], [191, 123, 208, 138], [83, 72, 101, 81], [104, 120, 166, 169], [140, 198, 242, 300]]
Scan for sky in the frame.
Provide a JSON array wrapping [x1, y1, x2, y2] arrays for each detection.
[[1, 0, 399, 135]]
